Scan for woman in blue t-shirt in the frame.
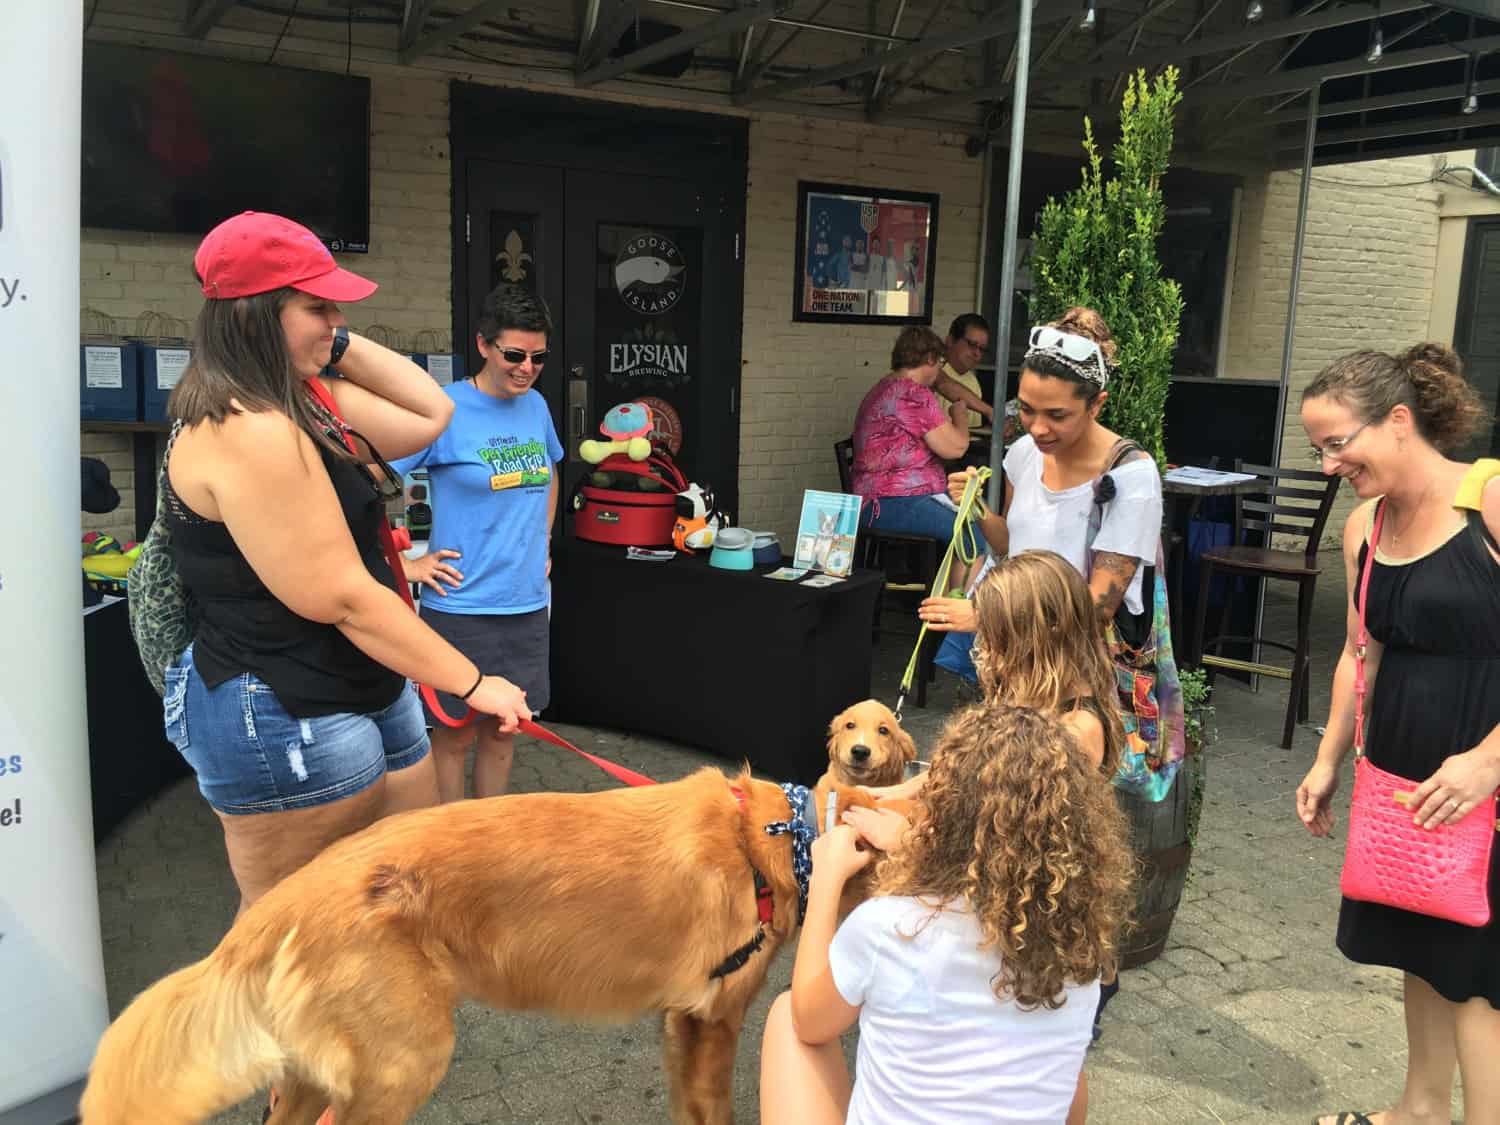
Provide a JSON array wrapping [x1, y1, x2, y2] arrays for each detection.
[[393, 285, 564, 801]]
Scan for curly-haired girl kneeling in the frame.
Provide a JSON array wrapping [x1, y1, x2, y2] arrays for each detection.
[[759, 704, 1133, 1124]]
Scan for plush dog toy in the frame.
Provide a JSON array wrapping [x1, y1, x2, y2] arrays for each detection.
[[672, 483, 723, 552], [580, 402, 653, 465]]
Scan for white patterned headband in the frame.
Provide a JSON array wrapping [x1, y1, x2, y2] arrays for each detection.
[[1023, 325, 1114, 388]]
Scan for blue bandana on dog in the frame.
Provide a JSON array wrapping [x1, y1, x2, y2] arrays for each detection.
[[764, 782, 816, 923]]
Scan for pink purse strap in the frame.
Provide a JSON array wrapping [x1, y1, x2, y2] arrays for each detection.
[[1352, 500, 1386, 758]]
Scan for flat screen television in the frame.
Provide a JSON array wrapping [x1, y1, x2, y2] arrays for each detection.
[[82, 43, 370, 251]]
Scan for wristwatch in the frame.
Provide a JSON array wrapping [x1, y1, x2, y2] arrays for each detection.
[[328, 326, 351, 368]]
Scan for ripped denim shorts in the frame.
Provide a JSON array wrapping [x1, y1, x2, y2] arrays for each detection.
[[162, 646, 430, 816]]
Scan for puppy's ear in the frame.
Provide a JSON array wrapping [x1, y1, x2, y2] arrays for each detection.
[[895, 725, 918, 763]]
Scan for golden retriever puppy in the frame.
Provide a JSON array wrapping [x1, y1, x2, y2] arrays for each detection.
[[818, 698, 915, 791], [79, 768, 882, 1125]]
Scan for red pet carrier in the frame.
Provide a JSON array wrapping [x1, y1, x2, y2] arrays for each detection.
[[572, 450, 689, 547]]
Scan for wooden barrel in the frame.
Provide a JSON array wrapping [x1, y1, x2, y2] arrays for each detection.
[[1115, 754, 1198, 969]]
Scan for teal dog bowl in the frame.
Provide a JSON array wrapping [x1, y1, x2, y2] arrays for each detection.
[[709, 527, 755, 571]]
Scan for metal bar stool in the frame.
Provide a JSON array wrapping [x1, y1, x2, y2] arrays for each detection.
[[1191, 461, 1341, 749]]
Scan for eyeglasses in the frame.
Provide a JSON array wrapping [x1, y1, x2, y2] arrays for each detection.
[[959, 336, 988, 351], [1027, 325, 1108, 386], [493, 345, 549, 366], [324, 423, 405, 501], [1308, 421, 1369, 464]]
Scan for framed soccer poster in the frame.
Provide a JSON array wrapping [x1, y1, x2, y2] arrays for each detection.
[[792, 181, 939, 326]]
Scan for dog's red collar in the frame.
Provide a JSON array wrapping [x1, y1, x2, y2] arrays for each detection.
[[711, 785, 775, 981], [728, 785, 775, 927]]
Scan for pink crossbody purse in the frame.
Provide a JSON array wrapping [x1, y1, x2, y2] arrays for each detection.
[[1338, 500, 1498, 927]]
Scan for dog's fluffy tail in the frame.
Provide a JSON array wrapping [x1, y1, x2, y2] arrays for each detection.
[[79, 950, 283, 1124]]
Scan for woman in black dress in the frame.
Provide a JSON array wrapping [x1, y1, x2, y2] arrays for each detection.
[[1297, 343, 1500, 1125]]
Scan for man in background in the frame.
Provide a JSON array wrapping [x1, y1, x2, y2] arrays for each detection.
[[935, 312, 993, 429]]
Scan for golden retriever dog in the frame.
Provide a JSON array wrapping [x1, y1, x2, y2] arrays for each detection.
[[819, 698, 915, 791], [80, 767, 889, 1125]]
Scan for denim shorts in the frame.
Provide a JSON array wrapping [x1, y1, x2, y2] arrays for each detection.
[[163, 646, 431, 816]]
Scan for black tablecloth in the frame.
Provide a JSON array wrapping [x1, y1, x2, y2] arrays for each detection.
[[548, 540, 883, 785], [85, 599, 188, 842]]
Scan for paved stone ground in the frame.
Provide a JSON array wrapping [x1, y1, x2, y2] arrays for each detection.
[[94, 565, 1461, 1124]]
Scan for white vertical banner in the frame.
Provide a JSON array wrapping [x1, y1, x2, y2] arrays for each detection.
[[0, 4, 111, 1116]]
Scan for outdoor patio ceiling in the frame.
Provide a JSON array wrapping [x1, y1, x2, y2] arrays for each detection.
[[172, 1, 1500, 165]]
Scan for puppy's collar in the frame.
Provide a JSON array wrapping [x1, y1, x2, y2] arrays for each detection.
[[764, 783, 815, 924]]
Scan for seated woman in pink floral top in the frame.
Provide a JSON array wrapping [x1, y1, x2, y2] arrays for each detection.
[[852, 326, 972, 542]]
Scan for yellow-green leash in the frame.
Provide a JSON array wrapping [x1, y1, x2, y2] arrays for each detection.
[[893, 466, 993, 721]]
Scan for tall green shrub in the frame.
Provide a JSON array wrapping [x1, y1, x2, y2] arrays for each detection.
[[1027, 68, 1184, 465]]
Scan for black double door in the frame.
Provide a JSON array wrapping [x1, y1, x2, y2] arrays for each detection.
[[455, 88, 747, 521]]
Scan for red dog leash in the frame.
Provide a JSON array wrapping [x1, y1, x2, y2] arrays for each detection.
[[305, 378, 656, 789]]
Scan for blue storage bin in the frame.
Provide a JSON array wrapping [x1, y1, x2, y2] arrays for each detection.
[[412, 353, 463, 386], [139, 343, 192, 422], [80, 342, 141, 421]]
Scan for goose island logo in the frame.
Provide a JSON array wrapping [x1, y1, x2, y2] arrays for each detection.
[[614, 232, 685, 315]]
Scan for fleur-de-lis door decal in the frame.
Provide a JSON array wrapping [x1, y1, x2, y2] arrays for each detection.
[[495, 229, 533, 283]]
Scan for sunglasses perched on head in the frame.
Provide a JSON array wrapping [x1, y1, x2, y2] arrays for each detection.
[[1027, 325, 1108, 385], [492, 344, 550, 366]]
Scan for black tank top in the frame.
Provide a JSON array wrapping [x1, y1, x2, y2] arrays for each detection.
[[165, 438, 405, 718]]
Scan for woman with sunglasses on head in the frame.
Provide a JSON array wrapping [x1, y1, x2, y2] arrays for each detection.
[[161, 213, 530, 923], [921, 307, 1169, 653], [916, 306, 1181, 1046], [1296, 345, 1499, 1125], [391, 284, 564, 802]]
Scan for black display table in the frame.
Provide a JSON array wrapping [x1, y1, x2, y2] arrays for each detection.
[[547, 539, 883, 785], [85, 598, 188, 842]]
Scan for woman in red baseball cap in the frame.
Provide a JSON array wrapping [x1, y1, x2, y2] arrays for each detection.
[[158, 212, 530, 919]]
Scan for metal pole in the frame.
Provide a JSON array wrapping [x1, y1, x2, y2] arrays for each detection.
[[1254, 80, 1319, 693], [986, 0, 1033, 510], [1272, 81, 1319, 468]]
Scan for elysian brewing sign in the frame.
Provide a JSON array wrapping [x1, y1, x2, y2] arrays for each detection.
[[597, 225, 700, 392], [608, 340, 688, 381]]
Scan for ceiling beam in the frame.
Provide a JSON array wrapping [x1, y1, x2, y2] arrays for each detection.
[[578, 0, 783, 87], [1266, 77, 1500, 124], [399, 0, 513, 64], [736, 0, 835, 89], [882, 0, 1431, 121], [400, 0, 436, 50], [873, 0, 952, 108], [1182, 31, 1500, 104], [1273, 133, 1500, 169], [736, 0, 1114, 107], [1270, 106, 1500, 149], [1088, 0, 1186, 63], [577, 0, 639, 69], [183, 0, 240, 37]]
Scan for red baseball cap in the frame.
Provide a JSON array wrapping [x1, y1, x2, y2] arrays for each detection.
[[194, 211, 377, 302]]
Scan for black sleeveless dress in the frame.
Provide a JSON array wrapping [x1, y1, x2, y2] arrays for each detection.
[[1336, 507, 1500, 1007]]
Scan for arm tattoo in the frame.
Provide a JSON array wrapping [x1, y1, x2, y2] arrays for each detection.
[[1091, 552, 1138, 624]]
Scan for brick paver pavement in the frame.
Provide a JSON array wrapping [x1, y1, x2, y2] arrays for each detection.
[[94, 561, 1461, 1123]]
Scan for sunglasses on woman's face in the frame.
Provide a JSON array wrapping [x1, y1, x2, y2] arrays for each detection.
[[493, 345, 550, 366]]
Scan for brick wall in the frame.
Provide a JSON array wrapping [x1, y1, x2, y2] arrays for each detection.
[[1221, 153, 1451, 542], [76, 59, 980, 550], [737, 116, 982, 545]]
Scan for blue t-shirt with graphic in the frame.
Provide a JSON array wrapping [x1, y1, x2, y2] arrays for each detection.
[[391, 380, 564, 615]]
